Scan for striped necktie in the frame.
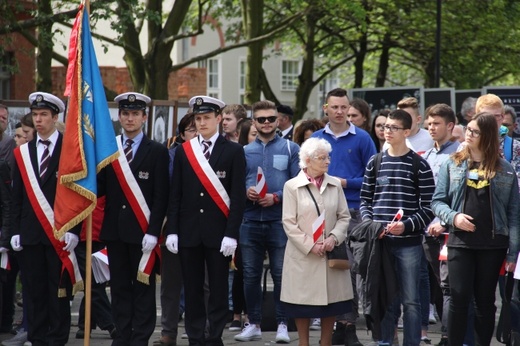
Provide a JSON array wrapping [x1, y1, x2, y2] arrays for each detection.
[[39, 140, 51, 178], [124, 139, 134, 163], [202, 140, 211, 160]]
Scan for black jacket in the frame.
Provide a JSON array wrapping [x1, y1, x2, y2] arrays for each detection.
[[0, 160, 10, 248], [349, 219, 398, 335]]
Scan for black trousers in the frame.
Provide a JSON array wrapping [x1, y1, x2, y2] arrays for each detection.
[[180, 244, 229, 346], [18, 243, 71, 346], [447, 247, 506, 346], [106, 241, 157, 346]]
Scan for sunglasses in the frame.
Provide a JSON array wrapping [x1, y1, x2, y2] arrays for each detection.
[[254, 116, 277, 124]]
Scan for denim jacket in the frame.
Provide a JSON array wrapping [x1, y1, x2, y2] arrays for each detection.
[[243, 135, 300, 221], [432, 158, 520, 262]]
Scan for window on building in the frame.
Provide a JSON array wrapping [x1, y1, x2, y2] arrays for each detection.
[[281, 60, 299, 91], [0, 54, 11, 99], [208, 59, 219, 89]]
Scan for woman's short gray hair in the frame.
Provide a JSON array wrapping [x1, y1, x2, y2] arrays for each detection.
[[299, 137, 332, 169]]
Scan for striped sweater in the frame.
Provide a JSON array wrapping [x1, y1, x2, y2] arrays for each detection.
[[360, 150, 435, 246]]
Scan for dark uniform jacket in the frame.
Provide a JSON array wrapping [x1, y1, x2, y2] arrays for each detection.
[[99, 135, 169, 244], [166, 135, 246, 248]]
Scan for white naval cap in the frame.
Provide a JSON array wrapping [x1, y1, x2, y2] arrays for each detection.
[[189, 95, 226, 114], [28, 92, 66, 114], [114, 92, 151, 110]]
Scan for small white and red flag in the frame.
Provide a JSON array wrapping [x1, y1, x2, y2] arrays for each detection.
[[392, 209, 404, 223], [255, 167, 268, 198], [312, 211, 326, 243]]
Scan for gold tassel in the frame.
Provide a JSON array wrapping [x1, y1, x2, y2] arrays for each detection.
[[137, 271, 150, 285], [72, 280, 85, 296], [58, 288, 67, 298]]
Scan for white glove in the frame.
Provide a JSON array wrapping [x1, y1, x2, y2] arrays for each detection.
[[142, 234, 158, 253], [61, 232, 79, 252], [10, 235, 22, 252], [219, 236, 237, 257], [165, 234, 178, 254], [0, 247, 8, 253]]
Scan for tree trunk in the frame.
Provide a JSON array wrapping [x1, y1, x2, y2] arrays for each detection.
[[293, 11, 317, 122], [117, 0, 145, 92], [243, 0, 264, 105], [353, 31, 367, 88], [36, 0, 53, 92], [375, 33, 391, 87], [145, 0, 192, 99]]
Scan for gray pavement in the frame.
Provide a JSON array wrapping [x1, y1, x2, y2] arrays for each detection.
[[0, 286, 505, 346]]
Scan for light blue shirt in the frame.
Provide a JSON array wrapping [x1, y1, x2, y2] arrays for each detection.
[[243, 135, 300, 221]]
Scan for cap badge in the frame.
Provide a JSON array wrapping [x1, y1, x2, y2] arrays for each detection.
[[36, 95, 43, 102], [196, 97, 203, 106], [128, 94, 136, 102]]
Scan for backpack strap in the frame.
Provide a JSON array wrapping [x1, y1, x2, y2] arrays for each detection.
[[372, 152, 383, 180], [373, 151, 421, 189]]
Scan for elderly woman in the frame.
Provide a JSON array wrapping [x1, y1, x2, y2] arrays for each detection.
[[281, 137, 353, 346], [432, 112, 520, 345]]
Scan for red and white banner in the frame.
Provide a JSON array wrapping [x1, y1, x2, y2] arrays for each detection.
[[312, 210, 325, 243], [183, 138, 230, 217], [14, 145, 83, 295], [255, 167, 267, 198], [112, 136, 159, 285]]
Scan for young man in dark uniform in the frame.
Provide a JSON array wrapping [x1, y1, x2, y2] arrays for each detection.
[[99, 92, 169, 346], [165, 95, 246, 346]]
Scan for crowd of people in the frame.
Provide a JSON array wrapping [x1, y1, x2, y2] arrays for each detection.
[[0, 88, 517, 346]]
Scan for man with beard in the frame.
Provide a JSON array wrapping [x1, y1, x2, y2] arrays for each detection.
[[234, 100, 300, 343]]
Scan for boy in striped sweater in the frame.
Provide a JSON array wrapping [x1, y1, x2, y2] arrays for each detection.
[[360, 109, 435, 346]]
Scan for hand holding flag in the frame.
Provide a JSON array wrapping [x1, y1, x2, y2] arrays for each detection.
[[255, 167, 267, 198], [383, 209, 404, 236]]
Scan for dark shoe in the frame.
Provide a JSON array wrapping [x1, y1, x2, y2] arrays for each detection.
[[344, 324, 363, 346], [332, 322, 346, 345], [436, 337, 448, 346], [104, 325, 117, 339], [75, 329, 85, 339], [229, 320, 242, 331], [152, 335, 176, 346]]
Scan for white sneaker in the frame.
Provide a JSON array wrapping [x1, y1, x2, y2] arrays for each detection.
[[310, 318, 321, 330], [2, 329, 28, 346], [234, 323, 262, 342], [275, 322, 290, 344], [429, 304, 437, 324]]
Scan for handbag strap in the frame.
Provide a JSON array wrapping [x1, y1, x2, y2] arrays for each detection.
[[305, 185, 321, 216]]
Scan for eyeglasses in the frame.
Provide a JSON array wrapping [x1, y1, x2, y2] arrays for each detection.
[[254, 116, 277, 124], [313, 155, 331, 162], [383, 125, 405, 133], [375, 124, 385, 130], [465, 126, 481, 138], [184, 128, 197, 133], [503, 123, 513, 127]]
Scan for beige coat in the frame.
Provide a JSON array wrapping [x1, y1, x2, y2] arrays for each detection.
[[280, 170, 353, 306]]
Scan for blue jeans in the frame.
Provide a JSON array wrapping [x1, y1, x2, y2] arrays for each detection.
[[240, 219, 287, 325], [380, 243, 422, 346], [420, 251, 430, 330]]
